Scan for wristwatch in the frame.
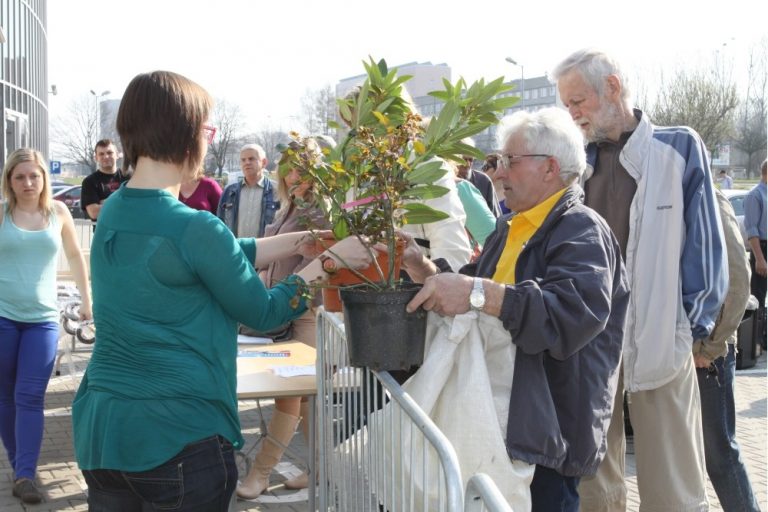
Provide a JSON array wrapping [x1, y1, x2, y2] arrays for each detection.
[[319, 253, 338, 275], [469, 277, 485, 312]]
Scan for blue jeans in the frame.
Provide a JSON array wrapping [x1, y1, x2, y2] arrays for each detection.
[[697, 344, 761, 512], [530, 464, 580, 512], [82, 435, 237, 511], [0, 316, 59, 479]]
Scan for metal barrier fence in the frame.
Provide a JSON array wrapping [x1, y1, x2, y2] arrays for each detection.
[[316, 308, 464, 511], [464, 474, 513, 512]]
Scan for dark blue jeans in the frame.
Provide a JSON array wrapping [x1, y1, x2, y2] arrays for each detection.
[[530, 464, 580, 512], [697, 344, 761, 512], [0, 316, 59, 480], [82, 435, 237, 511]]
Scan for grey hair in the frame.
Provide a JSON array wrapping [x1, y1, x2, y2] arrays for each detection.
[[239, 143, 266, 159], [552, 48, 632, 106], [498, 107, 586, 185]]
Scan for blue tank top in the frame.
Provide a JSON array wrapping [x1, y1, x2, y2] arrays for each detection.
[[0, 207, 61, 322]]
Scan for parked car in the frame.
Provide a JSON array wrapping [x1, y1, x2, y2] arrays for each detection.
[[53, 185, 86, 219], [722, 189, 750, 249]]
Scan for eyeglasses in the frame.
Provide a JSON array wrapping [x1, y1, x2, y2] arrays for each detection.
[[203, 124, 217, 144], [498, 153, 550, 169]]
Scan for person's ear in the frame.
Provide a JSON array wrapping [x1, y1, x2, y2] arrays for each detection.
[[605, 75, 622, 102], [543, 158, 560, 181]]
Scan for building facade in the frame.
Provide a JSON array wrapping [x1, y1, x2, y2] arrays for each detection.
[[336, 61, 451, 125], [0, 0, 49, 170], [336, 63, 556, 157]]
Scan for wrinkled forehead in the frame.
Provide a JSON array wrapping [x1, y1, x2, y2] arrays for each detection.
[[240, 148, 262, 159]]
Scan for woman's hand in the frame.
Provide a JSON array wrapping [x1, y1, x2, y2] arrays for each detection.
[[395, 229, 424, 270], [78, 302, 93, 322]]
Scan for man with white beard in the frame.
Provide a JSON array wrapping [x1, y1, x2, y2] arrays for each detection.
[[553, 48, 728, 512]]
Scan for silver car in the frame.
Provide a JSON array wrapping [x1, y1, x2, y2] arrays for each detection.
[[722, 188, 750, 249]]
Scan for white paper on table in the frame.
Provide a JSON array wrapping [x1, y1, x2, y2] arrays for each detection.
[[237, 334, 273, 345], [272, 365, 316, 378]]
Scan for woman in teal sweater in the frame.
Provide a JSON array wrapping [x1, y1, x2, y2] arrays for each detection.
[[71, 70, 376, 511]]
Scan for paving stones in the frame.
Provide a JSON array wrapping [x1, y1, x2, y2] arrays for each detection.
[[1, 349, 764, 511]]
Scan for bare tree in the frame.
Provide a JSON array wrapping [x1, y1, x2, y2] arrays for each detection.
[[51, 94, 99, 172], [650, 59, 739, 152], [253, 127, 291, 170], [208, 99, 246, 176], [735, 38, 768, 178], [299, 85, 337, 137]]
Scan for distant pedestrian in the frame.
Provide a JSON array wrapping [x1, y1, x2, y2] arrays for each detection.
[[457, 138, 501, 217], [80, 139, 128, 221], [744, 159, 767, 310], [481, 153, 510, 214], [1, 148, 92, 505], [717, 169, 734, 190], [216, 144, 279, 238]]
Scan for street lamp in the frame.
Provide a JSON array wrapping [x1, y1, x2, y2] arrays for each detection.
[[90, 89, 110, 139], [505, 57, 525, 110]]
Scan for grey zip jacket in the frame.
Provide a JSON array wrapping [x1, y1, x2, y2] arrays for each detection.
[[460, 185, 630, 476]]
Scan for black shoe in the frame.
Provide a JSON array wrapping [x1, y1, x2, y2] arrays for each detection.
[[13, 478, 43, 504]]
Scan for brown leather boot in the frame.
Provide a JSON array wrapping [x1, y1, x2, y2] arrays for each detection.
[[283, 401, 312, 490], [237, 410, 300, 499]]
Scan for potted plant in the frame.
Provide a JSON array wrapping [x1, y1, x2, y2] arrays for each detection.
[[278, 58, 517, 369]]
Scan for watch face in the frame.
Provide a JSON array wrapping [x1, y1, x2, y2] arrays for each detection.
[[470, 278, 485, 310]]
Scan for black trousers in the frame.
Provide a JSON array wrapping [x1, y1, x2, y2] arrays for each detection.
[[750, 240, 767, 308]]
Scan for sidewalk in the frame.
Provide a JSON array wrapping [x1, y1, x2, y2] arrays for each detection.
[[1, 346, 765, 511]]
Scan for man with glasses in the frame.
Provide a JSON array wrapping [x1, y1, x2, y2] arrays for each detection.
[[554, 48, 727, 512], [81, 139, 128, 221], [216, 143, 279, 239], [457, 138, 501, 217], [404, 107, 629, 511]]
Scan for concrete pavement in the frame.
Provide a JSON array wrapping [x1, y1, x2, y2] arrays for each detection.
[[1, 345, 765, 511]]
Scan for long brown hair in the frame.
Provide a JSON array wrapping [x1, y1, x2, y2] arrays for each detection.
[[1, 148, 54, 215]]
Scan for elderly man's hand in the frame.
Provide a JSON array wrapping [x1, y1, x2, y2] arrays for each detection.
[[406, 273, 474, 316]]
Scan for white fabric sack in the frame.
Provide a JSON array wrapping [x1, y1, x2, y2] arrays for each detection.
[[367, 311, 534, 511]]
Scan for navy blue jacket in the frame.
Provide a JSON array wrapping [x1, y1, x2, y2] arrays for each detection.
[[460, 185, 630, 476]]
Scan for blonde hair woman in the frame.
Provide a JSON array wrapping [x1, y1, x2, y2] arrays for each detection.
[[0, 149, 92, 504], [237, 138, 330, 498]]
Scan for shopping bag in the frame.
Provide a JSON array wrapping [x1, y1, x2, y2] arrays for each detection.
[[367, 311, 534, 511]]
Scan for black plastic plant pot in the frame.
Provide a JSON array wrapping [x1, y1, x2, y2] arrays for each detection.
[[340, 284, 427, 371]]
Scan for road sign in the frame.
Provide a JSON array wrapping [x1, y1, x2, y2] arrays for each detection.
[[50, 160, 62, 174]]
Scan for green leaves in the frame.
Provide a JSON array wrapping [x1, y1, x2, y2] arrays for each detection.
[[407, 160, 448, 185], [284, 57, 522, 289], [401, 184, 450, 200], [401, 203, 450, 224]]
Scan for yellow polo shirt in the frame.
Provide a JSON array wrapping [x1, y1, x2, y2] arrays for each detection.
[[492, 188, 567, 284]]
